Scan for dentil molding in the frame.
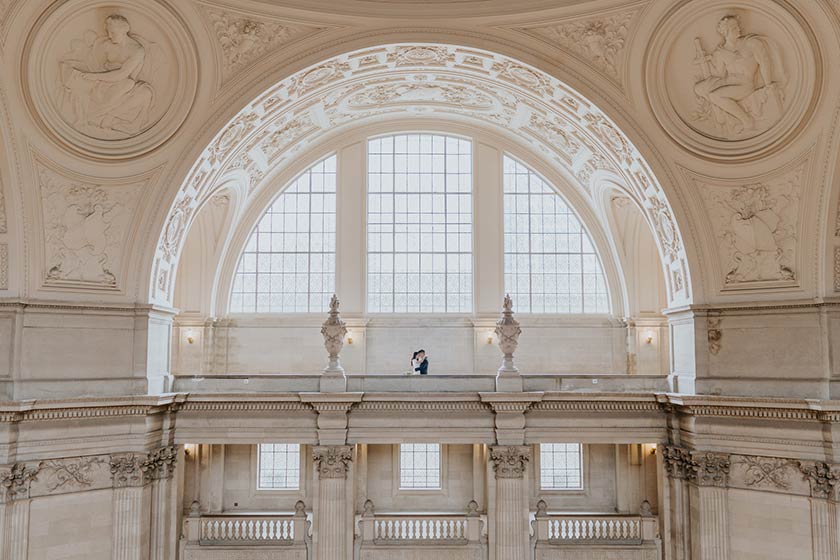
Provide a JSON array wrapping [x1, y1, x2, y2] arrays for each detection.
[[22, 0, 198, 159]]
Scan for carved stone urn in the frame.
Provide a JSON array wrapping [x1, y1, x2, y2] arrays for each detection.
[[321, 294, 348, 375], [495, 294, 522, 375]]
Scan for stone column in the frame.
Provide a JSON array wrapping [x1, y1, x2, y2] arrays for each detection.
[[146, 446, 177, 560], [489, 446, 530, 560], [313, 446, 353, 560], [0, 462, 39, 560], [110, 453, 151, 560], [799, 461, 840, 560], [662, 444, 692, 560], [687, 451, 731, 560]]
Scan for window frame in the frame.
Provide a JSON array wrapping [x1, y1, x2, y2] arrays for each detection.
[[502, 154, 611, 315], [394, 443, 447, 493], [536, 443, 586, 493], [365, 132, 475, 315], [229, 154, 338, 314], [254, 443, 304, 493]]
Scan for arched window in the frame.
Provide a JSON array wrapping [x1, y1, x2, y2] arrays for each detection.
[[367, 133, 473, 313], [230, 155, 337, 312], [503, 156, 609, 313]]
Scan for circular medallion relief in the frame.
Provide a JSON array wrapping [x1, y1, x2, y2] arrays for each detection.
[[25, 0, 197, 159], [646, 0, 819, 161]]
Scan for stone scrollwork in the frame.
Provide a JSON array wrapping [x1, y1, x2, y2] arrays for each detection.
[[0, 462, 41, 503], [38, 162, 146, 289], [143, 445, 177, 480], [647, 1, 817, 160], [313, 445, 353, 479], [25, 0, 197, 159], [517, 9, 637, 84], [208, 9, 324, 84], [693, 160, 805, 289], [154, 44, 691, 308], [489, 446, 530, 479], [689, 452, 731, 487], [39, 456, 106, 493], [798, 461, 840, 500], [110, 453, 146, 488], [738, 456, 791, 490]]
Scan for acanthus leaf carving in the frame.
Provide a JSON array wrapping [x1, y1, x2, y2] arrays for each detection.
[[38, 163, 145, 289], [489, 445, 530, 479], [689, 451, 731, 487], [207, 9, 326, 84], [798, 461, 840, 500], [143, 445, 177, 480], [109, 453, 145, 488], [0, 462, 41, 503], [696, 162, 804, 288], [313, 445, 352, 479], [517, 8, 637, 83]]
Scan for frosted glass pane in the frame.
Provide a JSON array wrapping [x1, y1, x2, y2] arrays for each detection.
[[230, 155, 337, 313], [367, 134, 473, 313], [399, 443, 442, 489], [540, 443, 583, 490], [257, 444, 301, 490], [503, 155, 609, 314]]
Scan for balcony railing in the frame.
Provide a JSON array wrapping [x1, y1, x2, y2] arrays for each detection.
[[533, 512, 661, 558], [181, 510, 309, 547]]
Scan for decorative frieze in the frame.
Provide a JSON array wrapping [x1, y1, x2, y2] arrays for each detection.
[[489, 446, 530, 479], [38, 456, 107, 493], [737, 456, 791, 490], [313, 446, 353, 479]]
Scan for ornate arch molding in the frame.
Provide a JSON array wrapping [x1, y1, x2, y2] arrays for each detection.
[[206, 120, 630, 317], [151, 43, 694, 308]]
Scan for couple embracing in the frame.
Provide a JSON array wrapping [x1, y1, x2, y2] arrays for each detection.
[[410, 350, 429, 375]]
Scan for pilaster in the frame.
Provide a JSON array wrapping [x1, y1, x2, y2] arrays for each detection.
[[110, 453, 151, 560], [799, 461, 840, 560], [0, 462, 39, 560], [313, 445, 353, 560], [489, 445, 530, 560]]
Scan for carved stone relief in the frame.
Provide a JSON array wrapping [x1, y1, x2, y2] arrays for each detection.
[[647, 2, 818, 159], [734, 456, 791, 490], [707, 316, 722, 355], [0, 243, 7, 290], [154, 44, 691, 307], [489, 446, 530, 479], [0, 462, 40, 503], [516, 7, 640, 85], [34, 456, 109, 494], [693, 161, 805, 288], [38, 163, 145, 289], [835, 247, 840, 292], [205, 7, 325, 85], [313, 445, 352, 479], [24, 0, 197, 158]]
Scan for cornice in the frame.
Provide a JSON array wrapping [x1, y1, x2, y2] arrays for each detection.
[[0, 299, 179, 316]]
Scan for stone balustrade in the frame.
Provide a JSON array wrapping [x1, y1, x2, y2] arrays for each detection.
[[533, 513, 661, 560], [357, 513, 485, 560], [180, 512, 309, 559]]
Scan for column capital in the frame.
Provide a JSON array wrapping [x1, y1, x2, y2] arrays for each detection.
[[0, 462, 41, 503], [798, 461, 840, 500], [143, 445, 177, 480], [662, 445, 731, 487], [313, 445, 353, 479], [689, 451, 731, 488], [489, 445, 530, 479], [110, 453, 147, 488]]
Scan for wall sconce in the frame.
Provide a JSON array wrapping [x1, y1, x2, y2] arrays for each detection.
[[185, 329, 196, 345], [184, 443, 197, 456], [486, 331, 495, 345], [649, 443, 657, 455], [644, 331, 655, 345], [346, 331, 353, 345]]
